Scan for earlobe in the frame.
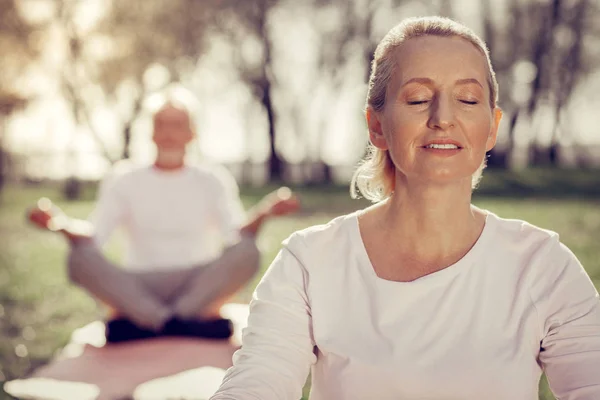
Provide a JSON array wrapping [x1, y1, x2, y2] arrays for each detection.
[[366, 108, 388, 150], [493, 107, 503, 130]]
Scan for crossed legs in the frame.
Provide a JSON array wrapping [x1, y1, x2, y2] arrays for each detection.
[[67, 237, 260, 331], [28, 198, 260, 339]]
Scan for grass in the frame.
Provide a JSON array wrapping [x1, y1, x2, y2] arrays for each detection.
[[1, 169, 599, 400]]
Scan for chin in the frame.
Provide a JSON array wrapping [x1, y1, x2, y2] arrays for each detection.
[[417, 169, 477, 187], [159, 146, 185, 152]]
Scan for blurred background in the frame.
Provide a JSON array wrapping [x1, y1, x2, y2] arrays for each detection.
[[0, 0, 599, 399]]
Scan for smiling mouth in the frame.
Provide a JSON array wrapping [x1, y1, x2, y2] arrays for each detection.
[[422, 143, 463, 149]]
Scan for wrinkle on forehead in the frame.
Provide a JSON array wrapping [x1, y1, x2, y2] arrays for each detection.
[[389, 36, 491, 96]]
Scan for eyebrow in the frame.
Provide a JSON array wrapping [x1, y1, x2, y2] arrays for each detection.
[[401, 77, 483, 89]]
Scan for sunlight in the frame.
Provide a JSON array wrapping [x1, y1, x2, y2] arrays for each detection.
[[4, 378, 100, 400], [4, 0, 600, 181]]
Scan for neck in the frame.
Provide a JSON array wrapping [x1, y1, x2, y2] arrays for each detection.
[[377, 176, 484, 262], [154, 151, 186, 170]]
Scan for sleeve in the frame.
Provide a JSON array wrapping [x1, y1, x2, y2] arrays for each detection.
[[88, 172, 128, 248], [211, 166, 246, 245], [530, 238, 600, 399], [210, 237, 317, 399]]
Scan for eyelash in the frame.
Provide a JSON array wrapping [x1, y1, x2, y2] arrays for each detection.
[[407, 99, 479, 106]]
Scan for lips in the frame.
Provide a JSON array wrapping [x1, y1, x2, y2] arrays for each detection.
[[421, 139, 463, 149]]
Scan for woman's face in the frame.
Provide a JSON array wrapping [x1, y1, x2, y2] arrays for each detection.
[[368, 35, 502, 186]]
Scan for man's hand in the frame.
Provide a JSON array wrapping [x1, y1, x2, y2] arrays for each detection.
[[27, 198, 68, 231], [240, 187, 301, 237], [27, 197, 94, 238], [262, 187, 300, 217]]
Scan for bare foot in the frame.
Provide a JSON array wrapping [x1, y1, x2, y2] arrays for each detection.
[[27, 198, 93, 241], [197, 302, 227, 320]]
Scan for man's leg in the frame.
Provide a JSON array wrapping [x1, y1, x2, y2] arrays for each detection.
[[171, 236, 260, 319], [130, 266, 197, 306], [116, 241, 258, 340], [27, 199, 173, 332], [68, 241, 172, 331]]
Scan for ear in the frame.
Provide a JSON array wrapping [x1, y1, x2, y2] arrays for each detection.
[[366, 107, 388, 150], [486, 107, 502, 152]]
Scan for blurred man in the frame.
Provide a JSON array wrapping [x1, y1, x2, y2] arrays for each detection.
[[28, 88, 299, 343]]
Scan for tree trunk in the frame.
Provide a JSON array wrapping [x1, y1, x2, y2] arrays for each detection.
[[63, 99, 82, 200], [0, 145, 5, 193], [64, 176, 81, 200], [0, 119, 5, 193], [322, 162, 333, 184], [263, 81, 283, 182], [481, 0, 494, 57], [527, 0, 562, 115], [120, 91, 147, 161], [122, 123, 132, 159], [307, 161, 333, 185], [488, 110, 518, 168], [486, 148, 508, 169]]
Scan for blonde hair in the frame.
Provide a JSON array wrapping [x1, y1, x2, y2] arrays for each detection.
[[351, 16, 499, 202]]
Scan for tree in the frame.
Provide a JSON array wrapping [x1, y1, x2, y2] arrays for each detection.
[[311, 0, 380, 183], [483, 0, 597, 168], [536, 0, 590, 165], [44, 0, 219, 198], [93, 0, 218, 160], [54, 0, 218, 165], [0, 0, 45, 192], [214, 0, 286, 181]]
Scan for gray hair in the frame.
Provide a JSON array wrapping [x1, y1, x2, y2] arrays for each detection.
[[145, 84, 200, 131], [351, 16, 499, 202]]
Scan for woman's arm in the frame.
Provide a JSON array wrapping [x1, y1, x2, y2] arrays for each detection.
[[210, 238, 316, 399], [532, 240, 600, 399]]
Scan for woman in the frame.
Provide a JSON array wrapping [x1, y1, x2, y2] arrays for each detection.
[[210, 16, 600, 399]]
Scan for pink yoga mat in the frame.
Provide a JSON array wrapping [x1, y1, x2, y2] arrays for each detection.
[[4, 304, 249, 400]]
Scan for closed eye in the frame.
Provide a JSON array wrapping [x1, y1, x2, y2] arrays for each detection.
[[460, 100, 478, 105], [408, 100, 429, 105]]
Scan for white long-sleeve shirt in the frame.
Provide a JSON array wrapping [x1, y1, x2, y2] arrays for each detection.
[[89, 162, 245, 270], [211, 210, 600, 400]]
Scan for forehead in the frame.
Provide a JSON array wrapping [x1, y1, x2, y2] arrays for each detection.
[[153, 105, 191, 124], [391, 35, 489, 88]]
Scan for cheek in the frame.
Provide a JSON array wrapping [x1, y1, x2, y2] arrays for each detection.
[[155, 135, 170, 145], [384, 111, 420, 145], [175, 133, 192, 146], [464, 114, 493, 147]]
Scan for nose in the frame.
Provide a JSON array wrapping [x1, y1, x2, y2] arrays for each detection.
[[427, 94, 455, 131]]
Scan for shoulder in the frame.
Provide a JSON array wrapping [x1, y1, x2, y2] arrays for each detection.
[[490, 212, 561, 250], [282, 212, 358, 266], [98, 160, 151, 193], [487, 211, 576, 272], [187, 163, 238, 190], [489, 212, 598, 333], [491, 212, 559, 246]]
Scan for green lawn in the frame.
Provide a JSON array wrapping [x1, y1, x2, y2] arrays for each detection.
[[0, 173, 599, 400]]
